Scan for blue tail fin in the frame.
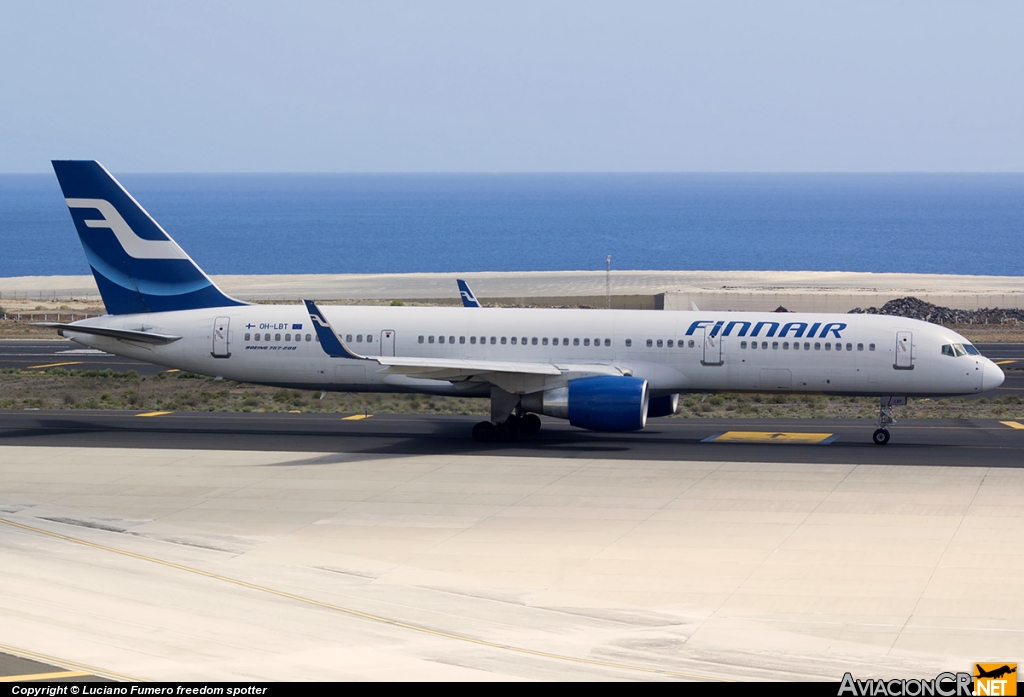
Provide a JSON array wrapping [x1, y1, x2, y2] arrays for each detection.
[[457, 279, 481, 307], [51, 160, 246, 315]]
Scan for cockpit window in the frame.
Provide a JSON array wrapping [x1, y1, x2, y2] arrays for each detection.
[[942, 343, 970, 357], [952, 343, 967, 357], [941, 344, 954, 357], [962, 343, 980, 355]]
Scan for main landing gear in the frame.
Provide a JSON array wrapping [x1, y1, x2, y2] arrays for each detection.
[[872, 401, 897, 445], [472, 413, 542, 443]]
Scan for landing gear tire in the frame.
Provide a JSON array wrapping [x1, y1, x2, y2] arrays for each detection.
[[495, 420, 520, 443], [519, 413, 542, 436], [472, 421, 496, 443], [872, 429, 890, 445]]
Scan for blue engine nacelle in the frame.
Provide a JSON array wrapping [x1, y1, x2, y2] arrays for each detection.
[[522, 376, 650, 432], [647, 394, 679, 418]]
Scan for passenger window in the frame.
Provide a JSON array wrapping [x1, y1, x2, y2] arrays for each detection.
[[470, 336, 476, 344], [521, 337, 527, 345], [356, 334, 363, 342], [490, 337, 496, 345], [481, 337, 487, 344], [740, 341, 747, 349], [574, 338, 580, 346], [366, 335, 372, 343], [625, 339, 631, 347], [646, 339, 653, 347], [656, 339, 663, 348], [836, 343, 842, 351], [857, 343, 863, 351], [825, 343, 831, 350], [783, 342, 789, 350], [501, 337, 507, 345], [688, 340, 695, 348], [761, 341, 767, 349], [285, 333, 291, 341], [511, 337, 517, 345], [428, 336, 434, 344], [346, 335, 353, 342], [815, 342, 821, 350], [418, 335, 424, 343], [667, 339, 674, 348], [869, 343, 875, 351], [846, 343, 852, 351], [542, 338, 548, 346], [563, 338, 569, 345], [772, 341, 778, 350], [803, 342, 809, 350], [460, 336, 466, 344], [244, 333, 251, 341], [275, 333, 281, 341], [751, 341, 757, 349], [532, 337, 538, 345], [584, 338, 590, 346], [604, 339, 610, 347], [439, 336, 445, 344], [552, 338, 559, 346]]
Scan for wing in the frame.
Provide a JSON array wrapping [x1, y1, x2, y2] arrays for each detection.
[[303, 299, 627, 393]]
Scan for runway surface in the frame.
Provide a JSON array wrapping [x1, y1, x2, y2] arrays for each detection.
[[1, 410, 1024, 467], [2, 339, 1023, 397]]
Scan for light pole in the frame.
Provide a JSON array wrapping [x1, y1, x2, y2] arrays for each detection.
[[606, 255, 611, 309]]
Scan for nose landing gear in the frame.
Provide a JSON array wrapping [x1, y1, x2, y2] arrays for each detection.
[[872, 399, 900, 445]]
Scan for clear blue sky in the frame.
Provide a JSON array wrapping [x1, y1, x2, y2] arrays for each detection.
[[1, 1, 1021, 172]]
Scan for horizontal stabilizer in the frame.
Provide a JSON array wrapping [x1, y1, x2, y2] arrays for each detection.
[[34, 323, 182, 345]]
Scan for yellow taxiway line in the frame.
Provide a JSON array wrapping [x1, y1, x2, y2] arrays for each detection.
[[0, 641, 142, 682], [999, 421, 1024, 430], [135, 411, 173, 417], [342, 414, 372, 420], [25, 361, 83, 369], [0, 670, 92, 682]]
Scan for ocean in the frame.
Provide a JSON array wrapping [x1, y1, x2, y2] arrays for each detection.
[[2, 173, 1023, 278]]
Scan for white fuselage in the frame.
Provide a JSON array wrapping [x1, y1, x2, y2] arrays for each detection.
[[63, 304, 1004, 399]]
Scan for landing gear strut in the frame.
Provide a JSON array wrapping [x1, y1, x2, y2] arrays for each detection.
[[872, 402, 897, 445], [471, 413, 541, 443]]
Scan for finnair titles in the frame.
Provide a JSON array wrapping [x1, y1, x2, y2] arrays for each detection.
[[43, 161, 1004, 445]]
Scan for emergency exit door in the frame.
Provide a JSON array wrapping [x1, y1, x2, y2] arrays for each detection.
[[212, 317, 231, 358], [702, 326, 723, 366], [380, 330, 396, 356]]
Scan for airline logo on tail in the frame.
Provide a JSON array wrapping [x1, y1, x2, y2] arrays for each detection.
[[457, 279, 481, 308], [65, 198, 187, 260]]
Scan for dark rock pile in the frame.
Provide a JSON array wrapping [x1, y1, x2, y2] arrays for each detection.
[[848, 297, 1024, 324]]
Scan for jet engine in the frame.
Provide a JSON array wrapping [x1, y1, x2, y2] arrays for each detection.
[[521, 376, 650, 431]]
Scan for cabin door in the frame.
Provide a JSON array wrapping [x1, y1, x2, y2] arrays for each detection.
[[894, 331, 914, 369], [702, 325, 723, 366], [212, 317, 231, 358], [380, 330, 396, 356]]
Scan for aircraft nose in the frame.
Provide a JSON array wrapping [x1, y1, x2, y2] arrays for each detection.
[[983, 359, 1005, 392]]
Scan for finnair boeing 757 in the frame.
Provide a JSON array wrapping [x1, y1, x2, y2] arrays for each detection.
[[43, 161, 1004, 444]]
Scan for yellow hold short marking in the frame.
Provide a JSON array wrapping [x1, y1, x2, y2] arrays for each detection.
[[0, 670, 91, 682], [1000, 421, 1024, 430], [136, 411, 173, 417], [704, 431, 835, 444], [342, 414, 372, 420]]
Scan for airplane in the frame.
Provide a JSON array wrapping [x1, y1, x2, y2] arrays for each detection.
[[457, 279, 482, 307], [41, 160, 1004, 445], [975, 665, 1016, 680]]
